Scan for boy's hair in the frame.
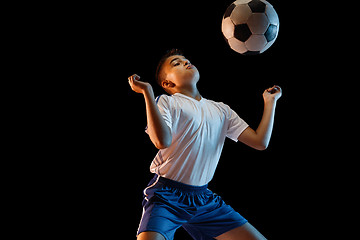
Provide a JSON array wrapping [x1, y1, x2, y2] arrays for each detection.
[[155, 49, 184, 87]]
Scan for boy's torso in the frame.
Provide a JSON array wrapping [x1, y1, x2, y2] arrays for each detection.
[[149, 93, 247, 186]]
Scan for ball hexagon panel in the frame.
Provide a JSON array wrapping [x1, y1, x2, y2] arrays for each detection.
[[247, 13, 269, 34], [245, 34, 267, 51], [221, 17, 235, 39], [228, 37, 248, 54], [230, 4, 252, 25]]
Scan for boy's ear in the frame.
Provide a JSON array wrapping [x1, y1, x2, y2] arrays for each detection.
[[161, 80, 175, 89]]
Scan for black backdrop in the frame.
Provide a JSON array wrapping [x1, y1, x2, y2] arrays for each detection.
[[46, 0, 338, 239]]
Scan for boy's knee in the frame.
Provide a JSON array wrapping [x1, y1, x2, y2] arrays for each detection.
[[137, 231, 166, 240]]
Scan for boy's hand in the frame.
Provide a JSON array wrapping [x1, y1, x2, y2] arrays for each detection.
[[128, 74, 152, 94], [263, 85, 282, 103]]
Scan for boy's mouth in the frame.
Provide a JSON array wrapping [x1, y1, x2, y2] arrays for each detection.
[[186, 64, 194, 69]]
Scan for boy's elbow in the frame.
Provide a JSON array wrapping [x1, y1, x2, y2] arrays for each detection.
[[254, 142, 268, 151], [155, 142, 169, 149], [154, 137, 172, 149], [256, 145, 267, 151]]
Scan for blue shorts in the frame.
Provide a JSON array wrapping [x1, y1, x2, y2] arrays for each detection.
[[137, 175, 248, 240]]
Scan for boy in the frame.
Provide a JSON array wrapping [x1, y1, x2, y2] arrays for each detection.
[[128, 49, 282, 240]]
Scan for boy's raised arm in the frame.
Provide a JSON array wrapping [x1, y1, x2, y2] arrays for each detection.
[[128, 74, 172, 149], [237, 85, 282, 150]]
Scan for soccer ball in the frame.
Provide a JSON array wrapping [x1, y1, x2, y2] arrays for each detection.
[[221, 0, 279, 55]]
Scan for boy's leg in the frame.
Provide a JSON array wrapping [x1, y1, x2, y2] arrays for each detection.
[[137, 231, 166, 240], [214, 223, 266, 240], [137, 175, 192, 240]]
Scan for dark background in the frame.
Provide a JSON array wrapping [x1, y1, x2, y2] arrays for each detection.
[[32, 0, 344, 239]]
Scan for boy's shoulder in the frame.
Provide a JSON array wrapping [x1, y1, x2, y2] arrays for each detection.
[[155, 93, 172, 104]]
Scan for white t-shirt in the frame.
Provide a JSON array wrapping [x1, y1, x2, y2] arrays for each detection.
[[146, 93, 248, 186]]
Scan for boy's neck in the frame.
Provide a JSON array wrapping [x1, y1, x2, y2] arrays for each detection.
[[176, 87, 202, 101]]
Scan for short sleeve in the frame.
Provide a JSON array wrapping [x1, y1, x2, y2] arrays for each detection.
[[224, 105, 249, 142], [145, 95, 172, 134]]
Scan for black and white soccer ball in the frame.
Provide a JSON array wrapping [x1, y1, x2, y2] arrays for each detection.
[[221, 0, 279, 55]]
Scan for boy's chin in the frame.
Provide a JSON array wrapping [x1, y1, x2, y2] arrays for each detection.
[[180, 71, 200, 85], [187, 76, 200, 85], [188, 71, 200, 82], [194, 72, 200, 83]]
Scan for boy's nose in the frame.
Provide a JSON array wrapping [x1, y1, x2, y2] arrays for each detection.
[[184, 60, 190, 66]]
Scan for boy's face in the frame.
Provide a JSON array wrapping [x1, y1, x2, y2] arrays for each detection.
[[161, 55, 200, 90]]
